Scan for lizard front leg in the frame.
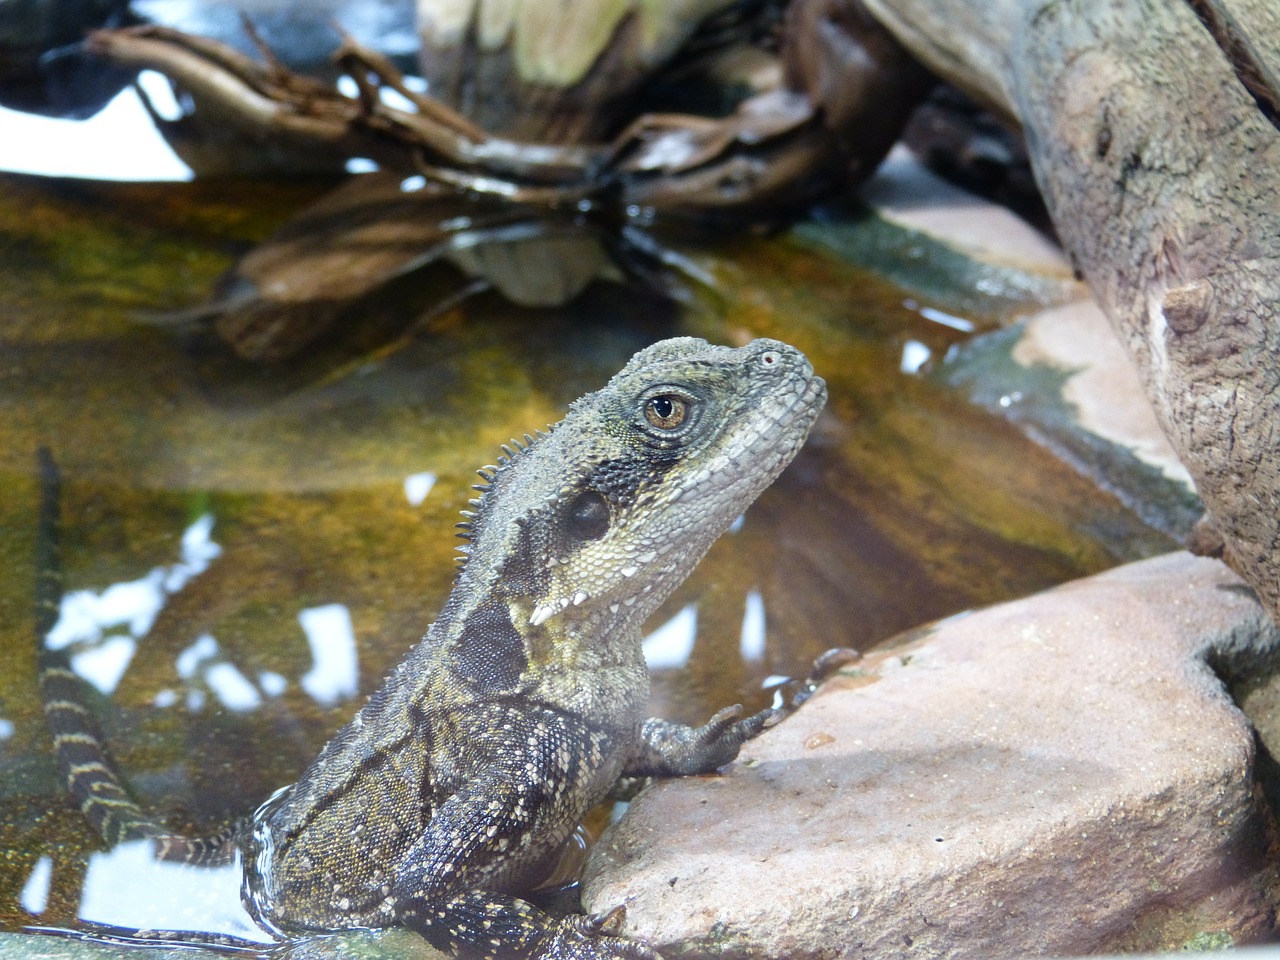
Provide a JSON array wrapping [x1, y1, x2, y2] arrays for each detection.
[[624, 705, 773, 777], [398, 889, 657, 960], [625, 647, 860, 777]]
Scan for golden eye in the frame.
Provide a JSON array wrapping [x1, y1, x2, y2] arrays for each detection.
[[644, 395, 687, 430]]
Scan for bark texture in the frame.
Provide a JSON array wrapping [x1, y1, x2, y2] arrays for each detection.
[[861, 0, 1280, 624]]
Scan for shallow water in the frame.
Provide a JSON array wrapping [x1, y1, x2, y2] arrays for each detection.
[[0, 169, 1177, 941]]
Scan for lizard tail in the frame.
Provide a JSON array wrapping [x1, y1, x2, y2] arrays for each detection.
[[35, 449, 236, 866]]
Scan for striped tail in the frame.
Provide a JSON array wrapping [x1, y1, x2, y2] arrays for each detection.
[[35, 448, 236, 866]]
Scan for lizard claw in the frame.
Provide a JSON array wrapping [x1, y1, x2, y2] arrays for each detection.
[[588, 905, 627, 936], [548, 908, 663, 960], [783, 647, 860, 712]]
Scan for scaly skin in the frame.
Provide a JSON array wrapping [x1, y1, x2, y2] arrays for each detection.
[[41, 338, 828, 959]]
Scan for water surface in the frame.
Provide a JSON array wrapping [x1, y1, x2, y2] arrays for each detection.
[[0, 170, 1176, 942]]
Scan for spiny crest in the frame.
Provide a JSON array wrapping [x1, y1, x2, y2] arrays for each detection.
[[453, 429, 551, 572]]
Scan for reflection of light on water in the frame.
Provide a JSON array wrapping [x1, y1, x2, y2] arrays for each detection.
[[170, 515, 222, 589], [78, 840, 272, 942], [404, 471, 437, 506], [299, 604, 359, 705], [175, 633, 219, 711], [20, 855, 52, 914], [918, 305, 975, 333], [70, 635, 136, 695], [171, 634, 275, 712], [258, 671, 287, 697], [176, 633, 219, 679], [0, 75, 192, 181], [901, 339, 931, 375], [203, 663, 262, 712], [50, 570, 166, 644], [642, 604, 697, 670], [0, 718, 13, 739], [46, 514, 222, 695], [153, 688, 178, 708], [40, 509, 364, 713], [740, 589, 766, 662]]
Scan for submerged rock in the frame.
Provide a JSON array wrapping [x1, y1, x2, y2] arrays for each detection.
[[584, 551, 1280, 958]]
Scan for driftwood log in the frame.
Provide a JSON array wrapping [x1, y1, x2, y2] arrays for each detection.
[[860, 0, 1280, 624]]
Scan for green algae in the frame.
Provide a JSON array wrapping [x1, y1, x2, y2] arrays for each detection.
[[791, 198, 1077, 324], [943, 322, 1202, 539], [0, 171, 1181, 945], [1180, 932, 1235, 951]]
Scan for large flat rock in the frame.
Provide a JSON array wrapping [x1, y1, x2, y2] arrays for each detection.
[[584, 552, 1280, 958]]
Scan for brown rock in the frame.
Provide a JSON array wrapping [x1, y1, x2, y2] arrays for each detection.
[[584, 552, 1280, 958]]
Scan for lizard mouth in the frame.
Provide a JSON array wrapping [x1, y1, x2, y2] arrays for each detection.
[[769, 371, 828, 443]]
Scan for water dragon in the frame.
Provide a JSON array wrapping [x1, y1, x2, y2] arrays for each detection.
[[35, 336, 844, 959]]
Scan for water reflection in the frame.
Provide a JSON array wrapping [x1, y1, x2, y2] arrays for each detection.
[[76, 841, 269, 942], [298, 604, 359, 706], [18, 856, 51, 915], [917, 304, 975, 333], [642, 604, 697, 671], [203, 663, 263, 712], [70, 636, 135, 696], [175, 634, 218, 679], [403, 471, 437, 506], [740, 590, 766, 663], [0, 74, 191, 181], [900, 339, 931, 374], [47, 514, 222, 695]]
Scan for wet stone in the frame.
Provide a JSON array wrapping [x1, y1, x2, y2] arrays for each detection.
[[583, 552, 1280, 958]]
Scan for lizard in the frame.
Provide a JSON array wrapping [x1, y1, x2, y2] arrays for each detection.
[[35, 336, 840, 960]]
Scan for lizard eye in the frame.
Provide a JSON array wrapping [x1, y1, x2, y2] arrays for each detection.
[[565, 490, 610, 541], [644, 395, 688, 430]]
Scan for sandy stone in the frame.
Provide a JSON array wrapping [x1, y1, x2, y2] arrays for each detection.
[[860, 146, 1074, 280], [584, 552, 1280, 959], [1012, 299, 1194, 491]]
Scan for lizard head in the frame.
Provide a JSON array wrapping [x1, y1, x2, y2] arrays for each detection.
[[457, 337, 826, 640]]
